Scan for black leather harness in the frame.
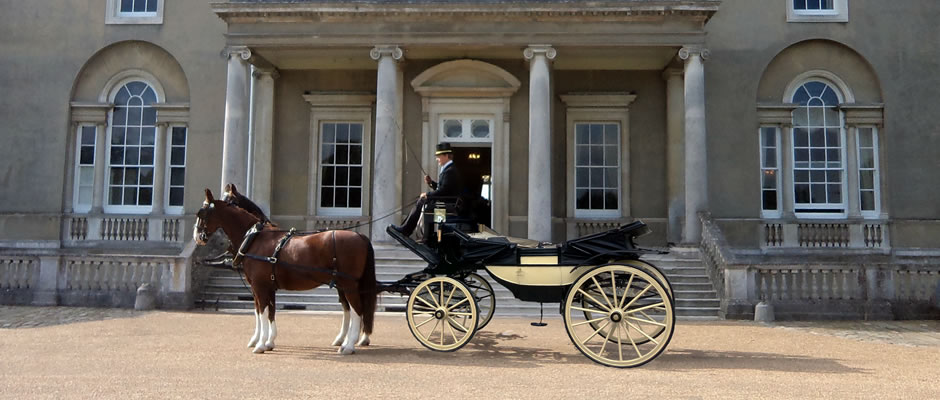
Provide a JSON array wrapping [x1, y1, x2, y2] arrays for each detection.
[[234, 224, 350, 289]]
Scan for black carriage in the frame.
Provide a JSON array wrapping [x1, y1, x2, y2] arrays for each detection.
[[384, 203, 675, 368]]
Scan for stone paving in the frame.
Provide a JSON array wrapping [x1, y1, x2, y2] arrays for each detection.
[[1, 306, 938, 399]]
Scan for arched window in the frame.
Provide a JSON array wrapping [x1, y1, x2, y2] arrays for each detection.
[[790, 80, 845, 215], [107, 80, 158, 212]]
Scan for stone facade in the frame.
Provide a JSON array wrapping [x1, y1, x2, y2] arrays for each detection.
[[0, 0, 938, 318]]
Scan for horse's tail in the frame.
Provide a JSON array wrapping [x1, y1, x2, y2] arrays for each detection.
[[358, 234, 377, 335]]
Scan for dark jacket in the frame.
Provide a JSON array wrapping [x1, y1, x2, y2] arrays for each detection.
[[426, 163, 461, 200]]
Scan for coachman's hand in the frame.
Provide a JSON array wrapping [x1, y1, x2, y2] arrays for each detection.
[[424, 175, 433, 186], [420, 192, 428, 200]]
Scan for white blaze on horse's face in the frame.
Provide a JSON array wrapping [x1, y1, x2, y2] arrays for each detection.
[[193, 200, 212, 245]]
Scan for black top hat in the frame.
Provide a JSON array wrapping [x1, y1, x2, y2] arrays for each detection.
[[435, 142, 453, 155]]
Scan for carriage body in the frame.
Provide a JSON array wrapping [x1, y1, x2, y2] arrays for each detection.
[[387, 215, 676, 368]]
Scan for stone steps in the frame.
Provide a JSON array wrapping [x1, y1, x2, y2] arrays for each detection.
[[196, 244, 721, 319]]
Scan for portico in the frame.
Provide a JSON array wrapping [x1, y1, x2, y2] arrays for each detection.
[[211, 1, 718, 244]]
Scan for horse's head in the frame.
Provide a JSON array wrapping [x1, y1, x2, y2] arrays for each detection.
[[193, 188, 224, 245], [221, 183, 272, 225]]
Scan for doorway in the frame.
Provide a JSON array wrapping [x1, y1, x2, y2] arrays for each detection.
[[451, 145, 492, 228]]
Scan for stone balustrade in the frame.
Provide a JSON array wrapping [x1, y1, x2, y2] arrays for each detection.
[[762, 220, 888, 250], [0, 257, 39, 290], [64, 214, 188, 244]]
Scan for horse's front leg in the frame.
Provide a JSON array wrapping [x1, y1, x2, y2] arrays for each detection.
[[264, 296, 277, 351], [252, 290, 274, 354], [247, 298, 262, 348], [339, 289, 363, 355]]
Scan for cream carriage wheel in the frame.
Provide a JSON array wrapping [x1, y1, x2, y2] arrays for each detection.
[[461, 273, 495, 330], [407, 276, 479, 352], [564, 265, 675, 368], [581, 261, 674, 345]]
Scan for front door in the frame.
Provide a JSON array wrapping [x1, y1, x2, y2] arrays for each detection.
[[449, 145, 492, 228]]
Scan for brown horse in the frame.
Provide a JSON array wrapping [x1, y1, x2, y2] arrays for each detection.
[[194, 188, 377, 355]]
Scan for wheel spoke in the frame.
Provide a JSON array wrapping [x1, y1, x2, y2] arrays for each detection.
[[625, 320, 659, 345], [450, 319, 469, 333], [423, 286, 440, 308], [615, 322, 623, 361], [622, 283, 653, 310], [625, 315, 666, 327], [446, 297, 470, 311], [439, 281, 444, 307], [622, 321, 642, 358], [423, 318, 440, 341], [571, 316, 608, 327], [618, 273, 636, 309], [449, 311, 474, 317], [598, 318, 615, 355], [581, 320, 611, 345], [591, 276, 615, 310], [414, 315, 436, 328], [625, 301, 665, 315], [570, 305, 607, 315], [444, 284, 457, 307], [414, 295, 436, 309], [446, 318, 459, 343], [577, 289, 611, 312], [611, 272, 618, 313]]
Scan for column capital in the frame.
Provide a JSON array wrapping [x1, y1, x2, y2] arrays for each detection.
[[523, 45, 557, 61], [252, 68, 280, 81], [370, 45, 403, 61], [678, 46, 710, 61], [221, 46, 252, 61], [662, 67, 684, 81]]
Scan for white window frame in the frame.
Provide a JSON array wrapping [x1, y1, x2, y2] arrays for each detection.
[[315, 121, 368, 216], [787, 78, 848, 219], [572, 122, 623, 218], [438, 116, 494, 143], [787, 0, 848, 23], [760, 126, 783, 219], [73, 125, 98, 214], [165, 125, 187, 215], [561, 93, 635, 221], [304, 93, 375, 219], [856, 126, 881, 218], [103, 78, 160, 214], [106, 0, 164, 25]]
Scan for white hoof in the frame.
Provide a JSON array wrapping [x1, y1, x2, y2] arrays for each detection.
[[357, 335, 370, 346], [331, 337, 344, 346], [252, 346, 266, 354], [247, 338, 259, 348], [264, 342, 275, 351], [339, 345, 356, 355]]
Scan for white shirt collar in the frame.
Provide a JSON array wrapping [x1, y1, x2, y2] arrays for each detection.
[[441, 160, 453, 171]]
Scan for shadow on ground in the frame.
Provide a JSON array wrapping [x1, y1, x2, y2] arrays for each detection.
[[0, 306, 146, 329]]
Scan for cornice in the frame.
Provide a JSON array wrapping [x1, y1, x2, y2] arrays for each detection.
[[211, 1, 720, 23]]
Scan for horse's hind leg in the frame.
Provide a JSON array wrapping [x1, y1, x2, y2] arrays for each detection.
[[332, 289, 351, 346], [339, 286, 363, 355], [264, 298, 277, 351], [252, 288, 275, 354]]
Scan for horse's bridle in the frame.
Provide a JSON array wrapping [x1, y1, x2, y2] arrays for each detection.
[[194, 201, 214, 244]]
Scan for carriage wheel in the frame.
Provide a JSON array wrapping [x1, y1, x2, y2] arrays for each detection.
[[581, 261, 674, 345], [406, 276, 479, 352], [564, 265, 675, 368], [461, 273, 495, 330]]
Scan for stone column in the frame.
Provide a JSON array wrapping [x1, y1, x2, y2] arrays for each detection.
[[91, 122, 107, 213], [369, 45, 403, 242], [221, 46, 252, 192], [524, 45, 556, 242], [679, 46, 709, 244], [781, 125, 795, 218], [251, 68, 278, 216], [151, 122, 168, 215], [663, 68, 685, 245]]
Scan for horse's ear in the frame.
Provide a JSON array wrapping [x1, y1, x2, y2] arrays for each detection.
[[205, 188, 215, 202], [229, 183, 240, 196]]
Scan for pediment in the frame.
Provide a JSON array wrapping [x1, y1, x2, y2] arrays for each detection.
[[411, 60, 521, 97]]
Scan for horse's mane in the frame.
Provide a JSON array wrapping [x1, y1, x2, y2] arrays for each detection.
[[226, 191, 276, 227]]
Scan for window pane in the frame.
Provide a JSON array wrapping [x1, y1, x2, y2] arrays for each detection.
[[794, 0, 807, 9], [576, 189, 589, 209], [172, 127, 186, 145], [589, 124, 603, 144], [604, 124, 618, 145], [792, 109, 808, 127], [170, 167, 185, 186], [140, 146, 154, 165], [590, 146, 603, 166], [794, 170, 808, 183], [349, 167, 362, 187], [138, 187, 152, 206], [793, 128, 808, 147], [336, 123, 349, 144], [81, 127, 96, 144], [335, 188, 348, 208], [141, 127, 155, 145], [826, 149, 840, 164], [763, 149, 776, 168], [336, 145, 348, 164], [321, 145, 335, 164], [810, 128, 825, 147], [762, 190, 778, 210], [859, 149, 874, 169], [142, 108, 156, 126], [111, 128, 125, 145], [589, 168, 603, 187], [110, 169, 123, 185], [444, 120, 461, 138], [861, 191, 875, 211], [825, 128, 840, 147], [133, 0, 145, 12], [576, 124, 589, 145], [126, 147, 139, 165], [471, 120, 490, 138], [827, 184, 841, 203], [810, 184, 826, 203], [604, 168, 618, 189], [824, 108, 839, 126], [110, 187, 122, 205], [590, 189, 604, 210], [78, 187, 93, 205], [349, 124, 362, 144], [128, 107, 142, 126], [80, 147, 95, 165], [604, 189, 618, 210], [604, 146, 618, 167], [139, 167, 153, 185], [762, 171, 776, 189], [795, 184, 810, 203], [169, 188, 184, 207], [826, 170, 841, 183], [336, 167, 349, 186], [858, 128, 873, 147], [349, 145, 362, 165], [575, 146, 588, 166], [146, 0, 158, 13], [121, 0, 134, 12], [761, 127, 776, 146], [810, 149, 825, 164], [110, 147, 124, 164], [349, 188, 362, 208], [80, 166, 94, 184], [322, 166, 334, 186], [125, 168, 139, 185], [795, 149, 809, 162], [860, 171, 874, 190], [322, 123, 335, 143], [127, 127, 141, 145], [575, 168, 588, 187], [124, 187, 138, 205], [171, 148, 185, 165], [320, 188, 334, 207]]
